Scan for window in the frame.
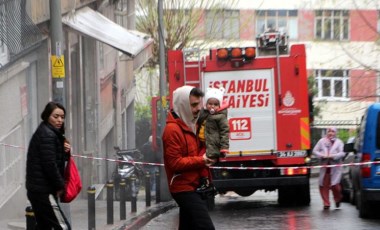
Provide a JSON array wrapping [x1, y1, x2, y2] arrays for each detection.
[[315, 10, 349, 40], [206, 10, 240, 39], [0, 3, 4, 52], [0, 3, 7, 67], [256, 10, 298, 39], [378, 11, 380, 33], [115, 0, 128, 27], [97, 42, 104, 70], [315, 69, 349, 100]]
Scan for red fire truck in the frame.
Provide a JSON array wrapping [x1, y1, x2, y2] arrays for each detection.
[[154, 33, 311, 206]]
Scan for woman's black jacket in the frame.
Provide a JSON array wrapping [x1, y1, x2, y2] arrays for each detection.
[[26, 122, 68, 194]]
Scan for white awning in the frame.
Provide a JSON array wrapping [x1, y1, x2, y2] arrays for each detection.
[[62, 6, 153, 65]]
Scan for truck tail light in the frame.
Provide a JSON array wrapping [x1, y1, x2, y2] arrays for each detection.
[[281, 167, 308, 176], [361, 153, 371, 178]]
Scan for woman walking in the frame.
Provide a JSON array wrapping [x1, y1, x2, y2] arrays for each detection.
[[26, 101, 71, 229], [312, 127, 345, 210]]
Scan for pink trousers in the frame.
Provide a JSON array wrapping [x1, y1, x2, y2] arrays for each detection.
[[319, 169, 342, 207]]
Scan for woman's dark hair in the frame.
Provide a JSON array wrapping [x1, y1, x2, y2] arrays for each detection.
[[40, 101, 66, 121], [40, 102, 66, 133]]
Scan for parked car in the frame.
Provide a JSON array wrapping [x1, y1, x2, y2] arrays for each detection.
[[343, 103, 380, 218], [341, 137, 356, 203]]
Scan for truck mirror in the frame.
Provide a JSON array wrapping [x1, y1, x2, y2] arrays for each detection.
[[343, 142, 355, 153]]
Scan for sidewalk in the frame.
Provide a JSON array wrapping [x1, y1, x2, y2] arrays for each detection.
[[2, 170, 319, 230], [2, 192, 177, 230]]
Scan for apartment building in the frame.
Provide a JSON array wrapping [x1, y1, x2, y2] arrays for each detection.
[[188, 0, 379, 132], [0, 0, 152, 219]]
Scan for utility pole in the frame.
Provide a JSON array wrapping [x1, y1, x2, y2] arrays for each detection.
[[50, 0, 70, 221], [158, 0, 170, 201], [158, 0, 167, 132], [50, 0, 65, 105]]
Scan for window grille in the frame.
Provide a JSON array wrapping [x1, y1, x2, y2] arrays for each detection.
[[0, 0, 43, 64], [0, 126, 24, 209]]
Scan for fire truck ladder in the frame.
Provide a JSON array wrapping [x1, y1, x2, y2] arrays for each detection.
[[183, 48, 202, 86], [275, 33, 282, 106]]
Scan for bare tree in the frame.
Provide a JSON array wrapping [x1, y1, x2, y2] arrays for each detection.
[[136, 0, 238, 67], [134, 0, 238, 145]]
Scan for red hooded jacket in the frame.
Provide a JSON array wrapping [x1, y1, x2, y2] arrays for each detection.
[[162, 111, 208, 193]]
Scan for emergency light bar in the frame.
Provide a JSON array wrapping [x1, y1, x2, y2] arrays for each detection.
[[216, 47, 256, 61]]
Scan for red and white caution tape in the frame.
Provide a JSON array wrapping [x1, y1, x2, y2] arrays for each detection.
[[72, 154, 164, 167], [50, 154, 380, 170], [0, 143, 26, 149], [2, 142, 379, 170], [210, 161, 379, 171]]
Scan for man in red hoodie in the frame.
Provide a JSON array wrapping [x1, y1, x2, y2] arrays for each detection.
[[162, 85, 216, 230]]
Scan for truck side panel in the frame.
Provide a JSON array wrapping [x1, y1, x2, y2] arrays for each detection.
[[275, 48, 310, 153], [201, 45, 309, 158]]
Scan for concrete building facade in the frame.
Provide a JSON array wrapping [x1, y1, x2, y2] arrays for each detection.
[[0, 0, 152, 219]]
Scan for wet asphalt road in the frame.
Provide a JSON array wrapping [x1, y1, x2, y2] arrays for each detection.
[[141, 177, 380, 230]]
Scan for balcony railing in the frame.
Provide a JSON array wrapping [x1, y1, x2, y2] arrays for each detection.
[[0, 126, 25, 209]]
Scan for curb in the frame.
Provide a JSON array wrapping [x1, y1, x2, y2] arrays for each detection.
[[7, 222, 25, 230], [6, 200, 177, 230], [117, 200, 177, 230]]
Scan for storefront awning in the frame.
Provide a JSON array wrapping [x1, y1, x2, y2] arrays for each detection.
[[62, 7, 153, 68]]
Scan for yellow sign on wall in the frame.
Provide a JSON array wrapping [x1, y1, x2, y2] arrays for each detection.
[[51, 55, 65, 78]]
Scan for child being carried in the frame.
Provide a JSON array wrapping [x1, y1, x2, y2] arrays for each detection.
[[197, 87, 230, 194]]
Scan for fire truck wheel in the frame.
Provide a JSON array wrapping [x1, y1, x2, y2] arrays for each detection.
[[235, 190, 255, 197], [278, 184, 310, 206], [349, 186, 356, 205], [297, 184, 311, 206], [358, 189, 371, 218], [278, 187, 294, 206]]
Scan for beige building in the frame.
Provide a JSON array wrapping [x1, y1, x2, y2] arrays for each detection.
[[167, 0, 379, 132]]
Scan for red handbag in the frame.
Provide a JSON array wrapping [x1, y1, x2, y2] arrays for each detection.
[[61, 156, 82, 203]]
